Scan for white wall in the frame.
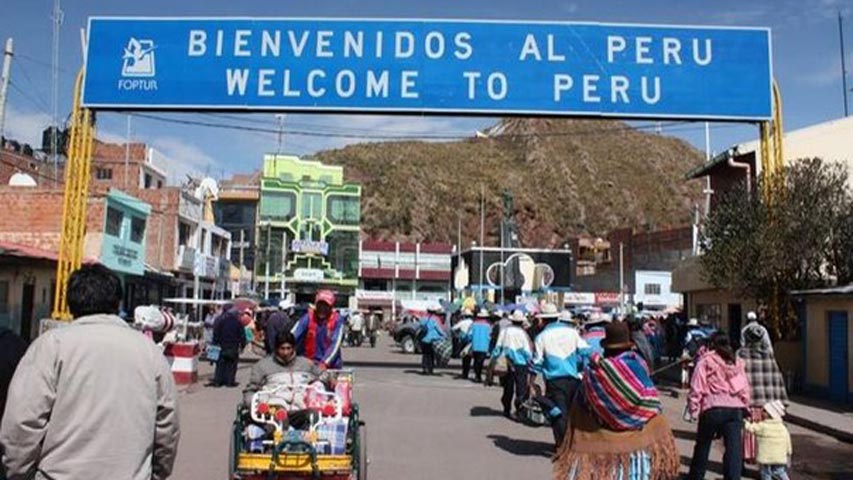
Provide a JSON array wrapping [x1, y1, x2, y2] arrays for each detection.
[[634, 270, 682, 309]]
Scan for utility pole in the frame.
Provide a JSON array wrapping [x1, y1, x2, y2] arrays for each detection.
[[0, 39, 12, 140], [124, 114, 132, 188], [51, 0, 63, 187], [618, 242, 625, 312], [264, 223, 271, 299], [479, 184, 485, 301], [841, 11, 849, 117], [280, 229, 287, 300], [275, 114, 286, 154], [238, 229, 245, 298]]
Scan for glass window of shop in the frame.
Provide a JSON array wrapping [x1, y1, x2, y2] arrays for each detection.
[[327, 230, 359, 278], [106, 207, 123, 237], [260, 191, 296, 222], [327, 195, 360, 226]]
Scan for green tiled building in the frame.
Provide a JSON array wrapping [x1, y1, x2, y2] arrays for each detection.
[[256, 154, 361, 303]]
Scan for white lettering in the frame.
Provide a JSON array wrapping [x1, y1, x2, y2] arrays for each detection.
[[282, 70, 301, 97], [366, 70, 390, 98], [307, 70, 326, 97], [583, 75, 601, 102], [226, 69, 249, 96], [257, 69, 274, 96], [487, 72, 507, 100], [216, 30, 224, 57], [642, 76, 661, 104], [317, 31, 334, 58], [611, 76, 630, 103], [261, 31, 281, 57], [464, 71, 481, 99], [401, 70, 418, 98], [344, 31, 364, 58], [519, 34, 542, 61], [663, 38, 682, 65], [547, 34, 565, 61], [693, 38, 712, 66], [425, 31, 446, 59], [454, 32, 473, 60], [188, 30, 207, 56], [607, 36, 626, 63], [234, 30, 252, 57], [288, 31, 310, 57], [395, 32, 415, 58], [636, 37, 653, 64], [553, 74, 573, 101], [375, 31, 384, 58], [336, 70, 356, 98]]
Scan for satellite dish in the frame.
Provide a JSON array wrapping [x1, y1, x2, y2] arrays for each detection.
[[194, 177, 219, 201], [9, 173, 37, 187]]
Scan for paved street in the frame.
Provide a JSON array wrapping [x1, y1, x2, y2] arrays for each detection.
[[172, 335, 853, 480]]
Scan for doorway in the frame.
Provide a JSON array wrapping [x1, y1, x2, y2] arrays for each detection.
[[20, 283, 35, 341], [827, 311, 849, 403], [728, 303, 742, 350]]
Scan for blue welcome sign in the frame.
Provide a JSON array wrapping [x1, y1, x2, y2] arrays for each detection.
[[83, 18, 772, 120]]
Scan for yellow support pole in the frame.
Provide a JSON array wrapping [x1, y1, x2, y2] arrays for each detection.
[[51, 69, 95, 320]]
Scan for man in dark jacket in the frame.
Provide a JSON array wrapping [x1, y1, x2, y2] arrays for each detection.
[[264, 300, 295, 355], [0, 326, 27, 422], [211, 307, 247, 387]]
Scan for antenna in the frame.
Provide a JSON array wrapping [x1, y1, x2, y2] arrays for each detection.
[[841, 10, 849, 117], [51, 0, 63, 187]]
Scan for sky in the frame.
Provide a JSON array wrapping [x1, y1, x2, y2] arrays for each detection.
[[0, 0, 851, 182]]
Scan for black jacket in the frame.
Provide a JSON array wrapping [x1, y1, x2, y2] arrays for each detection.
[[0, 327, 28, 421], [213, 309, 246, 350], [264, 311, 294, 354]]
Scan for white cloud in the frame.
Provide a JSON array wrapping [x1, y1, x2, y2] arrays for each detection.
[[2, 104, 51, 147]]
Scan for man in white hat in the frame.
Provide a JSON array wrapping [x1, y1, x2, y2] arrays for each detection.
[[465, 308, 493, 382], [740, 310, 773, 354], [492, 310, 534, 420], [452, 309, 475, 379], [532, 303, 591, 446]]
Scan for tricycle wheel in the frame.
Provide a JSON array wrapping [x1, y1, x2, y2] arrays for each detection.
[[401, 335, 416, 354]]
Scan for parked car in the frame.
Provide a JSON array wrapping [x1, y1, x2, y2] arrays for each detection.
[[392, 315, 423, 354]]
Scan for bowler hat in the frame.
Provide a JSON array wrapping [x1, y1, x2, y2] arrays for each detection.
[[601, 321, 634, 350]]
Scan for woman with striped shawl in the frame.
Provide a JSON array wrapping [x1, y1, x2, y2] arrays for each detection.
[[553, 321, 679, 480]]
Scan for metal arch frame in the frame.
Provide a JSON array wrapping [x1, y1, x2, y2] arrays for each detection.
[[52, 68, 95, 320]]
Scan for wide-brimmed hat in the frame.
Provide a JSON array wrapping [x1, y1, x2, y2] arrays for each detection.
[[537, 303, 560, 319], [584, 312, 611, 325], [601, 321, 634, 350], [279, 299, 294, 310], [687, 317, 700, 327], [510, 310, 526, 323], [475, 308, 491, 318], [763, 400, 786, 420], [427, 304, 444, 314], [557, 310, 577, 324], [461, 308, 474, 317], [315, 290, 336, 306], [747, 311, 758, 321]]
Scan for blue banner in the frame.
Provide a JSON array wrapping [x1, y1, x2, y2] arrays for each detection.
[[83, 18, 772, 120]]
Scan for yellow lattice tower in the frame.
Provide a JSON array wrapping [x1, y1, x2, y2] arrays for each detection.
[[52, 69, 95, 320], [759, 80, 785, 334]]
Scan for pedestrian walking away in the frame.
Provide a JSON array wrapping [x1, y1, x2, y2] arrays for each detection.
[[532, 304, 591, 447], [492, 310, 534, 420], [553, 320, 678, 480], [417, 306, 446, 375], [0, 265, 180, 480], [744, 400, 792, 480], [466, 308, 493, 382], [686, 331, 751, 480], [211, 306, 248, 387], [292, 290, 345, 369], [452, 309, 474, 379]]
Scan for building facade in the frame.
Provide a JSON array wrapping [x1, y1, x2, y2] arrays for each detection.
[[256, 154, 361, 304], [357, 240, 452, 314], [215, 172, 260, 296]]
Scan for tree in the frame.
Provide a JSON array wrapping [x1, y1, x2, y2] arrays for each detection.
[[700, 158, 852, 339]]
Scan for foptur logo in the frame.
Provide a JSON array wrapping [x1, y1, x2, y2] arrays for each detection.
[[122, 37, 156, 77]]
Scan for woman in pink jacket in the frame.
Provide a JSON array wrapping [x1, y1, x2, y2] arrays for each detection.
[[686, 332, 751, 480]]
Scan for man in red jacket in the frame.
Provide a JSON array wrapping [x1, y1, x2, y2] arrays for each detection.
[[292, 290, 345, 369]]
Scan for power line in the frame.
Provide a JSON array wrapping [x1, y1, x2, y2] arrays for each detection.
[[8, 80, 52, 116]]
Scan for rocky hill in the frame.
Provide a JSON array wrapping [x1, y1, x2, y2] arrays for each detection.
[[313, 118, 704, 247]]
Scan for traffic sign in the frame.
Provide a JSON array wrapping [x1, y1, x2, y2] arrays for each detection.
[[83, 17, 772, 120]]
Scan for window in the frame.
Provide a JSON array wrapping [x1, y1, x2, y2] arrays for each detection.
[[105, 207, 123, 236], [644, 283, 661, 295], [157, 180, 163, 189], [260, 191, 296, 221], [327, 195, 360, 225], [130, 216, 146, 243], [144, 174, 153, 189], [178, 222, 192, 247], [301, 192, 322, 220], [0, 280, 9, 314], [95, 168, 113, 180], [327, 231, 359, 278]]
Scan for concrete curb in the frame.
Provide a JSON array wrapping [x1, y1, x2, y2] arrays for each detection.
[[785, 413, 853, 444]]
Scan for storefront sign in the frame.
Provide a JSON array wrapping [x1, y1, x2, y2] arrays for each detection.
[[291, 239, 330, 256], [564, 292, 596, 305], [293, 268, 324, 282]]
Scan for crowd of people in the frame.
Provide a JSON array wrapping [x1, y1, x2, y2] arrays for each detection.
[[416, 303, 792, 480]]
